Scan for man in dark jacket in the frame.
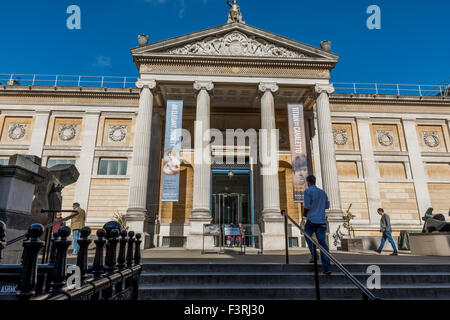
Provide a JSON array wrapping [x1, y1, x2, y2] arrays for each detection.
[[376, 208, 398, 256]]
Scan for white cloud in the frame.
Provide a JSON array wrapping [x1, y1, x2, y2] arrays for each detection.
[[93, 56, 111, 67], [144, 0, 209, 19]]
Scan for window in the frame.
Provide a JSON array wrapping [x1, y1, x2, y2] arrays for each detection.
[[98, 159, 127, 176], [0, 158, 9, 166], [47, 158, 76, 168]]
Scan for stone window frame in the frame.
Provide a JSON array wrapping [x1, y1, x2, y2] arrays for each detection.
[[92, 156, 131, 179]]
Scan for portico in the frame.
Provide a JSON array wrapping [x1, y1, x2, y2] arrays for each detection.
[[127, 20, 343, 250]]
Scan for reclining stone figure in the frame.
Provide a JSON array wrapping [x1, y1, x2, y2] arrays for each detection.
[[422, 208, 450, 233]]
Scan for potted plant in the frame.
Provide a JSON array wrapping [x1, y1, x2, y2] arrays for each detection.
[[340, 204, 363, 251], [113, 210, 129, 231]]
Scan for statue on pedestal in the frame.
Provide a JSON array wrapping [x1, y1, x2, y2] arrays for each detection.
[[227, 0, 244, 24]]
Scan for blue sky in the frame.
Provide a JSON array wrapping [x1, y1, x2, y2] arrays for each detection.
[[0, 0, 449, 84]]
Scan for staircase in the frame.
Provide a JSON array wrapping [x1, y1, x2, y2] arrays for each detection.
[[138, 263, 450, 300]]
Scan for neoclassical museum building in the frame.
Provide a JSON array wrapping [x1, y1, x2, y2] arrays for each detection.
[[1, 8, 449, 250]]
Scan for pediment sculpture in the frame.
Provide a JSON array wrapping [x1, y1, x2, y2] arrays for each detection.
[[167, 31, 308, 58]]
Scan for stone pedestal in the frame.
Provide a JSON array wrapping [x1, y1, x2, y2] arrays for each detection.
[[187, 219, 214, 250], [410, 233, 450, 256], [0, 156, 44, 264], [260, 216, 286, 251]]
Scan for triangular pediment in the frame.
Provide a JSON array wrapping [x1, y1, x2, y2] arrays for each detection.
[[132, 23, 339, 62]]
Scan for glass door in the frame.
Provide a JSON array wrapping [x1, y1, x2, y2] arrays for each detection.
[[211, 169, 252, 247]]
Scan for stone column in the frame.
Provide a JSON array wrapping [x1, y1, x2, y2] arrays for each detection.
[[258, 82, 284, 251], [73, 111, 100, 211], [145, 108, 164, 248], [315, 84, 343, 249], [126, 80, 156, 245], [402, 117, 431, 220], [28, 110, 50, 157], [187, 81, 214, 250], [356, 117, 382, 225]]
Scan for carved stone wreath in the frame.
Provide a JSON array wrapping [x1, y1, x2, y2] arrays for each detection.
[[108, 125, 127, 142], [167, 31, 308, 58], [377, 130, 394, 147], [423, 131, 440, 148], [8, 124, 27, 140], [58, 124, 77, 141], [333, 129, 348, 146]]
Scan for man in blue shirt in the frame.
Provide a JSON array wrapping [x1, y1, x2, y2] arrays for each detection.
[[303, 175, 332, 274]]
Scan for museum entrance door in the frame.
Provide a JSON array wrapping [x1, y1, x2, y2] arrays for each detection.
[[211, 169, 253, 247]]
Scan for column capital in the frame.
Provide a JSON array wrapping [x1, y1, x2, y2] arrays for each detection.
[[314, 84, 335, 95], [258, 82, 279, 93], [193, 81, 214, 92], [136, 79, 157, 90]]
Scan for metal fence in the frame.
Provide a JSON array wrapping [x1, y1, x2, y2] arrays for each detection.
[[332, 82, 449, 97], [1, 73, 449, 97], [0, 74, 138, 88]]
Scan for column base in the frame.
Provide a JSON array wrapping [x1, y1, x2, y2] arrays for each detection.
[[327, 209, 345, 250], [126, 207, 150, 249], [186, 216, 212, 250], [260, 214, 285, 251]]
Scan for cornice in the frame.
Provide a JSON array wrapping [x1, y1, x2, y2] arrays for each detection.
[[134, 55, 337, 70], [0, 85, 140, 99]]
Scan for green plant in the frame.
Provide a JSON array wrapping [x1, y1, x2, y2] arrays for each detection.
[[342, 203, 356, 238], [113, 210, 129, 231]]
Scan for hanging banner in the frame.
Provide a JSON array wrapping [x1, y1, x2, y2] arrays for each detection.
[[161, 100, 183, 202], [287, 103, 308, 203]]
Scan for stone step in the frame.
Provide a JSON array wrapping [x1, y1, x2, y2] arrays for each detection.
[[138, 284, 450, 300], [139, 272, 450, 286], [138, 263, 450, 300], [141, 263, 450, 273]]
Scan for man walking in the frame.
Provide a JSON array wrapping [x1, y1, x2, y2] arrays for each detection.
[[303, 175, 332, 275], [376, 208, 398, 256], [70, 202, 86, 256]]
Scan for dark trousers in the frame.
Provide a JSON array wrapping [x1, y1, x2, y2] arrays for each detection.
[[304, 221, 331, 271]]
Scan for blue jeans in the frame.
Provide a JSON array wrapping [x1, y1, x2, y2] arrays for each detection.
[[304, 221, 331, 272], [72, 229, 81, 255], [377, 230, 398, 253]]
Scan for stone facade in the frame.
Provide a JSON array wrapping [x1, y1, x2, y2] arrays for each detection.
[[0, 21, 449, 250]]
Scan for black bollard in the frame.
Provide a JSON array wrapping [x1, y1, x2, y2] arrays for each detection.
[[16, 224, 44, 299], [49, 232, 59, 265], [92, 229, 106, 278], [117, 230, 128, 270], [50, 226, 71, 290], [134, 233, 142, 265], [0, 220, 6, 262], [76, 227, 92, 281], [126, 231, 135, 267], [104, 229, 119, 272]]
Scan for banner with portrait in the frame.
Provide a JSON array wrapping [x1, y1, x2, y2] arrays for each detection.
[[287, 103, 308, 203], [161, 100, 183, 202]]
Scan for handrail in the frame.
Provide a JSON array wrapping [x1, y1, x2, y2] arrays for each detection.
[[0, 74, 448, 97], [281, 211, 379, 300], [5, 210, 78, 247]]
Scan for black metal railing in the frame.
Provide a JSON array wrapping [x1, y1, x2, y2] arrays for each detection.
[[281, 210, 378, 300], [0, 220, 142, 300]]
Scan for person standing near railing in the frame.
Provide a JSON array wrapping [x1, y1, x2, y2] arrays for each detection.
[[303, 175, 332, 275], [375, 208, 398, 256], [70, 202, 86, 256], [52, 212, 66, 234]]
